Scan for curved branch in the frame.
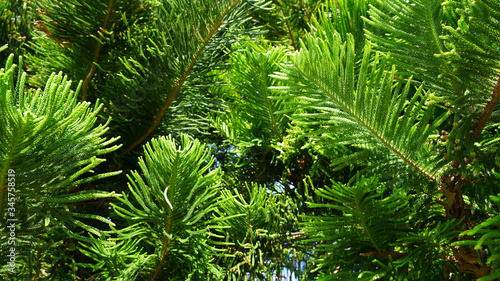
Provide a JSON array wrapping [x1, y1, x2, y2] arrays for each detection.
[[81, 0, 115, 101], [121, 0, 242, 155], [294, 65, 438, 183]]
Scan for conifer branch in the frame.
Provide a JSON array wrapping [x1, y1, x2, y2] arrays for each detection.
[[471, 73, 500, 140], [81, 0, 115, 101], [294, 65, 439, 183], [121, 0, 242, 155]]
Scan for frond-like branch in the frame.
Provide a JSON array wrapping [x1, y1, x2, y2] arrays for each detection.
[[364, 0, 461, 97], [302, 175, 408, 277], [276, 28, 448, 183], [0, 55, 120, 276], [111, 135, 225, 279]]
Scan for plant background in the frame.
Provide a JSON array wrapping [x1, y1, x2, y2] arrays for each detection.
[[1, 0, 499, 280]]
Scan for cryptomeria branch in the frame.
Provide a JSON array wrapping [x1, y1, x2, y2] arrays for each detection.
[[121, 0, 242, 155], [471, 73, 500, 140], [81, 0, 115, 101]]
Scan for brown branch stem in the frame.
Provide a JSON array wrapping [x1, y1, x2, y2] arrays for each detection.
[[151, 214, 172, 281], [471, 73, 500, 140], [81, 0, 114, 101], [121, 0, 241, 155]]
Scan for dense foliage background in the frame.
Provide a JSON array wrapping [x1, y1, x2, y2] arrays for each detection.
[[1, 0, 499, 280]]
